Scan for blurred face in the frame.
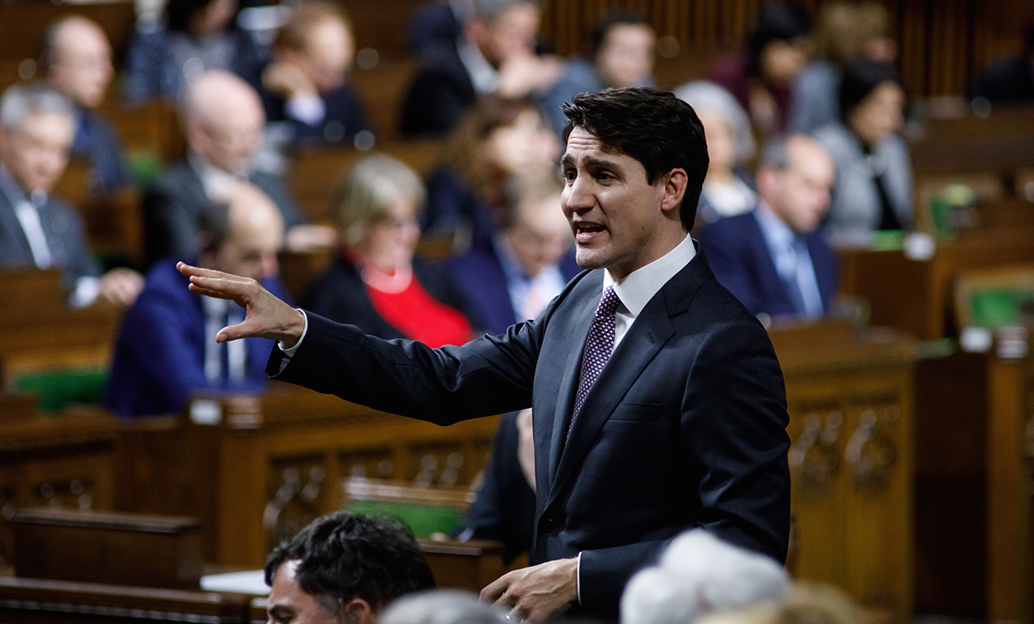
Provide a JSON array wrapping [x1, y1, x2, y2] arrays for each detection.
[[0, 111, 74, 194], [191, 95, 265, 174], [48, 22, 114, 109], [359, 195, 421, 272], [759, 39, 808, 84], [210, 201, 283, 280], [506, 193, 572, 278], [486, 109, 560, 177], [267, 561, 337, 624], [848, 82, 904, 146], [300, 19, 355, 93], [595, 23, 655, 88], [761, 140, 835, 234], [697, 110, 737, 176], [191, 0, 237, 38], [476, 3, 540, 66]]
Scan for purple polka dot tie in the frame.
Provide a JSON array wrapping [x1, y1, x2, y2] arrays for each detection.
[[569, 286, 621, 438]]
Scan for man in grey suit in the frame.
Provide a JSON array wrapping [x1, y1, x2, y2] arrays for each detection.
[[0, 82, 141, 307], [142, 70, 335, 267], [178, 87, 790, 623]]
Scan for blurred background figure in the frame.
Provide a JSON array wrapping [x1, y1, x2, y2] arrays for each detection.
[[142, 70, 333, 267], [262, 1, 371, 146], [967, 21, 1034, 105], [380, 590, 509, 624], [701, 135, 838, 320], [620, 529, 791, 624], [444, 176, 576, 335], [123, 0, 268, 105], [812, 59, 911, 245], [400, 0, 562, 138], [698, 582, 867, 624], [674, 81, 757, 228], [790, 1, 896, 134], [0, 82, 141, 308], [422, 96, 560, 254], [300, 153, 477, 347], [540, 11, 657, 136], [42, 16, 132, 196], [105, 183, 288, 418], [709, 2, 811, 139], [407, 0, 473, 56]]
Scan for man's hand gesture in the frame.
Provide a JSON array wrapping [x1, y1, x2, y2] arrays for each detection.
[[177, 262, 306, 347]]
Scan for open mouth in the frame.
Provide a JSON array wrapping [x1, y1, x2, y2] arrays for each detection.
[[573, 222, 606, 244]]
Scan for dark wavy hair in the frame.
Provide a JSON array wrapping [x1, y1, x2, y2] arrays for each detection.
[[264, 512, 436, 615], [561, 87, 709, 231]]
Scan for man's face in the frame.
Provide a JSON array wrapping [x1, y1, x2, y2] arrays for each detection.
[[191, 97, 265, 175], [506, 192, 571, 279], [560, 127, 673, 280], [48, 22, 114, 109], [477, 3, 540, 66], [267, 561, 337, 624], [763, 141, 835, 234], [209, 202, 283, 280], [595, 23, 655, 88], [0, 111, 74, 194], [298, 19, 354, 93]]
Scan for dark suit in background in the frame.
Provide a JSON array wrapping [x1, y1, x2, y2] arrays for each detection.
[[142, 161, 306, 267], [400, 39, 476, 137], [269, 248, 790, 618], [71, 107, 133, 196], [105, 259, 288, 417], [264, 84, 371, 145], [700, 210, 838, 318]]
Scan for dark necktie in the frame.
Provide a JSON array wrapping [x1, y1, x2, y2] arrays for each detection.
[[569, 286, 621, 438]]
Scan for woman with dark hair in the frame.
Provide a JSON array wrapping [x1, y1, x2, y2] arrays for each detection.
[[812, 59, 912, 244], [123, 0, 268, 105], [421, 96, 560, 254]]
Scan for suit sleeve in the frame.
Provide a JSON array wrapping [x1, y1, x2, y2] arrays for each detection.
[[579, 317, 790, 610]]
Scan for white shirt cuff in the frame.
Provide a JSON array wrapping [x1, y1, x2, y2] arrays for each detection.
[[576, 552, 582, 605], [277, 309, 309, 357], [285, 94, 326, 126], [70, 276, 100, 308]]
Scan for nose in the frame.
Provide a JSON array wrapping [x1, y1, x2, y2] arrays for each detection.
[[562, 175, 594, 214]]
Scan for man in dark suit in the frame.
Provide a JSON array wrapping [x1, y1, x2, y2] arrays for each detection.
[[44, 16, 132, 197], [178, 87, 790, 622], [701, 135, 838, 320], [106, 183, 289, 417], [0, 82, 141, 307], [142, 70, 334, 267]]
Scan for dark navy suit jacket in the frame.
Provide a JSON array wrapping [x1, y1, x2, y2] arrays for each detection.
[[268, 248, 790, 619], [104, 259, 289, 418], [400, 39, 476, 137], [263, 84, 371, 145], [700, 210, 838, 318]]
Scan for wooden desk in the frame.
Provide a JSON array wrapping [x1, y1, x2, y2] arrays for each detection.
[[770, 321, 917, 623], [115, 388, 500, 567]]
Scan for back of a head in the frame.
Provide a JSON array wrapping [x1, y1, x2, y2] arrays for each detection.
[[621, 530, 790, 624], [0, 81, 74, 132], [380, 590, 509, 624], [265, 512, 436, 613], [561, 87, 709, 231]]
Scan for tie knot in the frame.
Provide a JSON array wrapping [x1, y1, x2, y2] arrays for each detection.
[[595, 286, 621, 319]]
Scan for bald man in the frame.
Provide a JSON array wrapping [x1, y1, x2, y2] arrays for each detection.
[[44, 15, 131, 195], [142, 70, 334, 267], [106, 182, 292, 417], [701, 135, 838, 320]]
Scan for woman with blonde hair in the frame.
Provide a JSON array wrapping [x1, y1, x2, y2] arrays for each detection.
[[300, 153, 477, 346]]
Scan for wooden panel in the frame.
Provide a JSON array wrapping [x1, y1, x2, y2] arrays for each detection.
[[0, 1, 136, 64]]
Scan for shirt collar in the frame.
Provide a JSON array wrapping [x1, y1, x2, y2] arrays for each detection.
[[457, 38, 498, 95], [189, 151, 247, 199], [754, 200, 796, 249], [602, 233, 696, 318], [0, 163, 44, 206]]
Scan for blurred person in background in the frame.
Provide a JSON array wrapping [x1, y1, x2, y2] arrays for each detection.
[[789, 1, 896, 134], [540, 11, 657, 136], [709, 2, 811, 138], [407, 0, 473, 55], [262, 1, 371, 146], [123, 0, 268, 105], [105, 183, 288, 417], [967, 21, 1034, 105], [43, 16, 132, 196], [380, 590, 508, 624], [0, 82, 141, 307], [701, 135, 838, 320], [422, 96, 560, 253], [300, 153, 477, 347], [444, 176, 577, 335], [142, 70, 333, 267], [400, 0, 562, 138], [812, 59, 911, 245], [674, 81, 758, 227], [698, 582, 866, 624]]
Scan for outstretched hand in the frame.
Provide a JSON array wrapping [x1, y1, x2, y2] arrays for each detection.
[[177, 262, 306, 346]]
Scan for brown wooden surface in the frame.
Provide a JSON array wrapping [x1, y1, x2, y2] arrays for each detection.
[[418, 539, 507, 594], [0, 1, 136, 65]]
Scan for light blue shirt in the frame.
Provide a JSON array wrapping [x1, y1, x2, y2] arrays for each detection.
[[753, 202, 823, 318]]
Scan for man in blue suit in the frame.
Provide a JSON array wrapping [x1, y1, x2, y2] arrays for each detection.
[[701, 135, 838, 320], [105, 183, 289, 417], [178, 88, 790, 622]]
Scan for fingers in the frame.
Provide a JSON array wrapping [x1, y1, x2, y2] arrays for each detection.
[[480, 574, 510, 604]]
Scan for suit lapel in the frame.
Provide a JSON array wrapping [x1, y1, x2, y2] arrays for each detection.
[[748, 213, 795, 314]]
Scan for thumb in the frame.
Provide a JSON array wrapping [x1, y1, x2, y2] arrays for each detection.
[[216, 317, 260, 343]]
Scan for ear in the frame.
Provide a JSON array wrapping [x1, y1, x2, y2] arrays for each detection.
[[340, 598, 375, 624], [659, 168, 689, 216]]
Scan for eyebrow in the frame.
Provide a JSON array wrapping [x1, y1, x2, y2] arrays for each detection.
[[560, 154, 622, 170]]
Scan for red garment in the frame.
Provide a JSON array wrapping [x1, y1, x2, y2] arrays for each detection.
[[365, 276, 472, 348]]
